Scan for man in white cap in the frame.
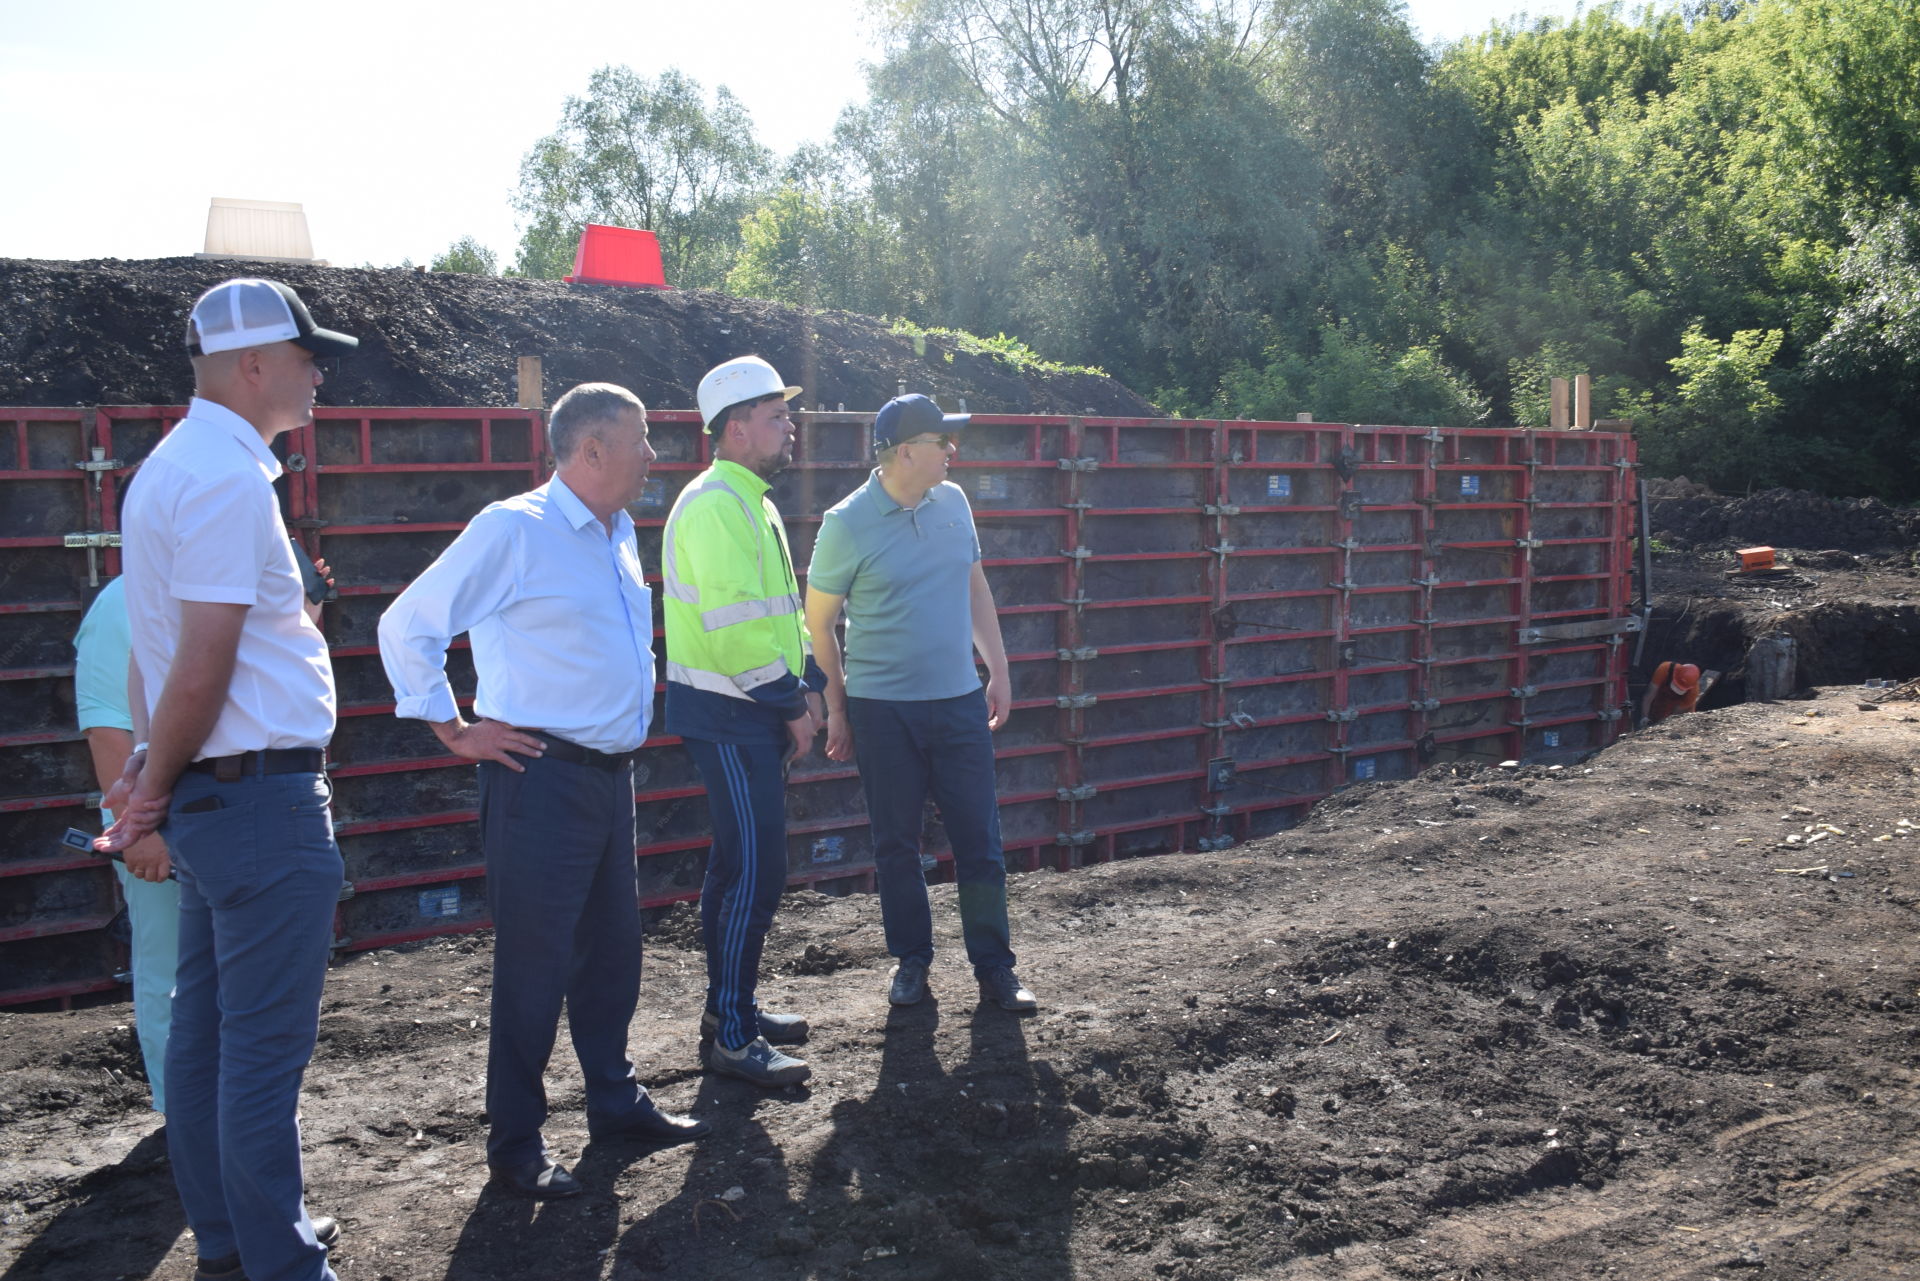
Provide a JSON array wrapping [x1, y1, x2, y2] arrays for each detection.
[[99, 277, 356, 1281], [378, 382, 708, 1200], [662, 355, 822, 1088]]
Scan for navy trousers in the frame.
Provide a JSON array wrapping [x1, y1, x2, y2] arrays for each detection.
[[165, 765, 340, 1281], [682, 737, 787, 1051], [479, 753, 650, 1168], [846, 688, 1015, 975]]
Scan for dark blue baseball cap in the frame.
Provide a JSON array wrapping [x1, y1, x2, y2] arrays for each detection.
[[873, 393, 970, 450]]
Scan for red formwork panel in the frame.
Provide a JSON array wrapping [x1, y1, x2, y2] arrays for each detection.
[[1036, 418, 1636, 861], [0, 404, 1638, 994], [0, 407, 159, 1005], [295, 407, 550, 951]]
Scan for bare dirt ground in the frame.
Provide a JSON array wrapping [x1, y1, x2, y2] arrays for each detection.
[[5, 686, 1918, 1281]]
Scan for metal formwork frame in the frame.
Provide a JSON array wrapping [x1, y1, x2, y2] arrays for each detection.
[[296, 409, 550, 948], [0, 404, 1639, 999], [0, 408, 148, 1003], [1050, 416, 1220, 867], [934, 414, 1078, 874], [1212, 421, 1345, 831]]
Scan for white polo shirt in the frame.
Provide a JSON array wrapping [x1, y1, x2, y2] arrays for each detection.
[[376, 476, 655, 755], [121, 397, 336, 757]]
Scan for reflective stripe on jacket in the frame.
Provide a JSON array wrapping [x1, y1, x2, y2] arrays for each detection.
[[661, 459, 809, 711]]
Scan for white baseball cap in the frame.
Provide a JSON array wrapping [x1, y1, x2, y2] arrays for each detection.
[[187, 278, 359, 358]]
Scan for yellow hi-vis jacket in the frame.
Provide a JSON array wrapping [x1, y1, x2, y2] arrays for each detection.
[[660, 459, 813, 742]]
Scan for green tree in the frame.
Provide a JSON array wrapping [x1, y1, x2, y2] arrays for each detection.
[[1215, 324, 1488, 426], [1269, 0, 1464, 249], [1637, 323, 1787, 488], [513, 66, 772, 286], [1811, 204, 1920, 381], [829, 39, 1004, 331], [429, 235, 498, 275], [483, 0, 1920, 489], [862, 0, 1323, 395], [1767, 0, 1920, 212], [727, 182, 925, 320], [1427, 3, 1818, 424], [1434, 2, 1698, 136]]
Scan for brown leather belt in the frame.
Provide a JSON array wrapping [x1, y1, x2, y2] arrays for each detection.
[[186, 748, 327, 782]]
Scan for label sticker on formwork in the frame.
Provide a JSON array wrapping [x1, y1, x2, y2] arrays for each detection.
[[1266, 474, 1292, 498], [1353, 757, 1377, 780], [974, 473, 1009, 501], [811, 835, 845, 864], [1543, 730, 1561, 748], [637, 478, 667, 509], [1460, 474, 1481, 498], [418, 887, 461, 919]]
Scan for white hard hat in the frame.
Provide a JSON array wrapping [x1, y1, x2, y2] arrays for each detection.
[[697, 355, 802, 431]]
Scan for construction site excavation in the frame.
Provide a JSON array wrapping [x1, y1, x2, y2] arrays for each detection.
[[2, 259, 1918, 1280]]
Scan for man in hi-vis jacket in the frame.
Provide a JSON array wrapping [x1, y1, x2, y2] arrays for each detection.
[[663, 356, 824, 1088]]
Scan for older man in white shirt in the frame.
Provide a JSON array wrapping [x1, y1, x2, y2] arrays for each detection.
[[377, 381, 707, 1201]]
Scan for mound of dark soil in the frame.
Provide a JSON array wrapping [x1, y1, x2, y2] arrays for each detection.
[[1645, 480, 1920, 554], [0, 258, 1161, 417]]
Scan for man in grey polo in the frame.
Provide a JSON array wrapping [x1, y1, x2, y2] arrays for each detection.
[[803, 394, 1037, 1012]]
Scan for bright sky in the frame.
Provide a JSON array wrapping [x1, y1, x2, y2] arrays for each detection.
[[0, 0, 1586, 270]]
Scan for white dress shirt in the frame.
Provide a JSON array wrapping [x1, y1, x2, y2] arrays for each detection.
[[377, 476, 655, 754], [121, 397, 336, 757]]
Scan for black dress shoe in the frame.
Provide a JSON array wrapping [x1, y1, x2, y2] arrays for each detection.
[[978, 967, 1039, 1012], [587, 1104, 711, 1144], [490, 1158, 582, 1199], [193, 1256, 244, 1281], [194, 1216, 341, 1279], [889, 959, 930, 1006]]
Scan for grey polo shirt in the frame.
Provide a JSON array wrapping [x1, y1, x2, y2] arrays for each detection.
[[807, 471, 983, 702]]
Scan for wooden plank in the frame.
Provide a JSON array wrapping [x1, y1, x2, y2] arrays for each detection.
[[1550, 377, 1570, 430], [515, 356, 544, 410]]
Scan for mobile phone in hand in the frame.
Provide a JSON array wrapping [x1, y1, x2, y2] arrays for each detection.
[[290, 538, 335, 605], [69, 826, 177, 879]]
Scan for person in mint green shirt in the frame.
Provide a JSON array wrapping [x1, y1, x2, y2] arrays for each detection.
[[75, 574, 179, 1113], [803, 394, 1036, 1015]]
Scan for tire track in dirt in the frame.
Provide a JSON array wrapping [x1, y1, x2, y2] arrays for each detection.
[[1581, 1109, 1917, 1281], [1255, 1167, 1689, 1279], [1262, 1092, 1915, 1280], [1806, 1148, 1920, 1212], [1712, 1105, 1848, 1149]]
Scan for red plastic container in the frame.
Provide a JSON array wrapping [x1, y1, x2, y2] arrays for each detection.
[[565, 224, 669, 289]]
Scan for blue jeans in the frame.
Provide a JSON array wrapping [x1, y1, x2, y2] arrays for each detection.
[[164, 766, 341, 1281], [682, 738, 787, 1050], [479, 754, 649, 1168], [846, 689, 1015, 975]]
